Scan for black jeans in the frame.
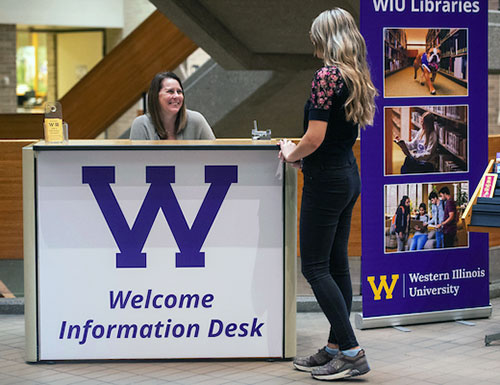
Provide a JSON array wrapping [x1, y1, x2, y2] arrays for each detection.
[[300, 161, 360, 350]]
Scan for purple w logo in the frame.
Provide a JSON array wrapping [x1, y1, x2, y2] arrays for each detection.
[[82, 165, 238, 269]]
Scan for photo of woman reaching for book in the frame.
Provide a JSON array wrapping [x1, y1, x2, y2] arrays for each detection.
[[394, 112, 438, 174]]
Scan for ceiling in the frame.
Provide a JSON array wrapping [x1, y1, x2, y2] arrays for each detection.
[[405, 28, 428, 45], [150, 0, 359, 70]]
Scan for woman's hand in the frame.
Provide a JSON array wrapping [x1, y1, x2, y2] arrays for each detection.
[[279, 139, 297, 162], [278, 121, 326, 163], [289, 160, 302, 169]]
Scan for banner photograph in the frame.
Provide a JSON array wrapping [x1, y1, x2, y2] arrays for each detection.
[[385, 105, 468, 175], [384, 28, 468, 97], [384, 181, 469, 253]]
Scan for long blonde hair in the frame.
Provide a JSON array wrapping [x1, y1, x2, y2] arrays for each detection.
[[310, 8, 377, 128]]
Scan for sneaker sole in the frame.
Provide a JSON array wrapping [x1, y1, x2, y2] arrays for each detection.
[[293, 363, 317, 372], [312, 367, 370, 381]]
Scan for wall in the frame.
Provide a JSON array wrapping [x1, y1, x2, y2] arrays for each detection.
[[56, 32, 103, 98], [97, 0, 156, 139], [0, 25, 16, 113], [489, 75, 500, 135], [0, 0, 123, 28], [490, 1, 500, 135], [0, 0, 126, 113], [123, 0, 156, 37], [46, 33, 57, 103]]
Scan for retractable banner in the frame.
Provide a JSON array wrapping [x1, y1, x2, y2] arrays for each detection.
[[359, 0, 489, 326]]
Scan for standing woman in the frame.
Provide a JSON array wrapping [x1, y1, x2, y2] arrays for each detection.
[[395, 196, 411, 251], [279, 8, 376, 381], [130, 72, 215, 140]]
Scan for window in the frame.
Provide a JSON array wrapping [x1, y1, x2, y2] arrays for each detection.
[[16, 31, 48, 112]]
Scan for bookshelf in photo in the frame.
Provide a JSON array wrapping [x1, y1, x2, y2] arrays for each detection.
[[426, 29, 467, 86], [390, 107, 402, 137], [385, 107, 409, 175], [384, 29, 410, 76], [410, 106, 467, 172]]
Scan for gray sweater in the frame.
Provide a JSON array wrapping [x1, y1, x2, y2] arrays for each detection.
[[130, 110, 215, 140]]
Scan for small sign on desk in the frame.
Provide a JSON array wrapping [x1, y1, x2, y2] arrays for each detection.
[[480, 174, 498, 198], [44, 102, 67, 143]]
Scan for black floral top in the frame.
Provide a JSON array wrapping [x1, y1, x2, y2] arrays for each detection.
[[310, 66, 344, 111], [303, 65, 358, 168]]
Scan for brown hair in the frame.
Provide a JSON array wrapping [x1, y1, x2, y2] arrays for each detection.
[[147, 72, 187, 139]]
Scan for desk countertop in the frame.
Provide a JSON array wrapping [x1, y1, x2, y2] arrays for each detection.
[[31, 139, 283, 151]]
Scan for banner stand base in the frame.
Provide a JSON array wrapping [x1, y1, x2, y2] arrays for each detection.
[[355, 305, 492, 330]]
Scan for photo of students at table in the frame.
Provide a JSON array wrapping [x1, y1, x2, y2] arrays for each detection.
[[385, 183, 468, 253]]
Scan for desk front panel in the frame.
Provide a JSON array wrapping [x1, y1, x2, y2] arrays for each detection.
[[35, 148, 285, 360]]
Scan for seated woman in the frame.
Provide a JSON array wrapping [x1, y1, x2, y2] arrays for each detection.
[[396, 112, 438, 174], [410, 203, 429, 251], [130, 72, 215, 140]]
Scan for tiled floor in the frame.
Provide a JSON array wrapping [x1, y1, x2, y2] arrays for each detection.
[[2, 299, 500, 384]]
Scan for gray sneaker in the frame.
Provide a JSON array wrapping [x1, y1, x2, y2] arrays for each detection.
[[311, 349, 370, 380], [293, 347, 335, 372]]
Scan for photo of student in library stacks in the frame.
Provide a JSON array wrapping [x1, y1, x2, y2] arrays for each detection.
[[385, 105, 468, 175], [384, 28, 467, 97], [385, 182, 469, 253]]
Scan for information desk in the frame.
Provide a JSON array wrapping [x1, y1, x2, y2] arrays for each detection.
[[23, 140, 297, 362]]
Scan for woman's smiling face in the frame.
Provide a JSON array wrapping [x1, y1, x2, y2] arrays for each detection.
[[158, 77, 184, 116]]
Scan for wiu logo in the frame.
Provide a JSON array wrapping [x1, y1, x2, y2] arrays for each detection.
[[366, 275, 399, 300], [82, 165, 238, 269]]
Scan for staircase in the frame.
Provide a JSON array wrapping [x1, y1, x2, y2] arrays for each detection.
[[463, 149, 500, 247], [471, 179, 500, 227]]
